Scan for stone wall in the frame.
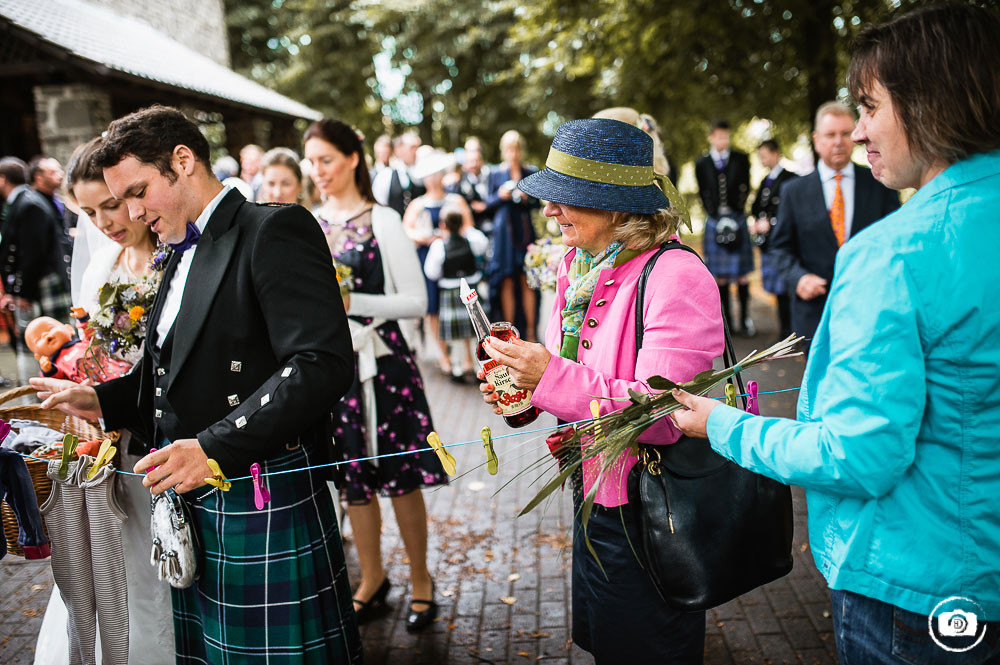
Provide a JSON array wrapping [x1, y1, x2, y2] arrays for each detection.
[[32, 84, 113, 165], [86, 0, 229, 67]]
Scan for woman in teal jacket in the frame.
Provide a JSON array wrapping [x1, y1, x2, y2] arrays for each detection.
[[674, 5, 1000, 663]]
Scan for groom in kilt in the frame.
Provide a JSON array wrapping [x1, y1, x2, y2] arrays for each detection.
[[32, 106, 362, 664]]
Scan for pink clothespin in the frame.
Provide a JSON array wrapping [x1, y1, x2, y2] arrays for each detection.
[[746, 381, 760, 415], [146, 447, 159, 473], [250, 463, 270, 510], [0, 418, 11, 444]]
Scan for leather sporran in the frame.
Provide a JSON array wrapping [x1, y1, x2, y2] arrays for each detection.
[[630, 242, 793, 611], [714, 216, 741, 248]]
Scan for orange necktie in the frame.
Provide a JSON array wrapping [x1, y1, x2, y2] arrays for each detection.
[[830, 173, 846, 246]]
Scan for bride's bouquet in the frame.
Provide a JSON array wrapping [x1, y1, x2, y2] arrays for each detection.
[[524, 236, 565, 291], [89, 275, 160, 361]]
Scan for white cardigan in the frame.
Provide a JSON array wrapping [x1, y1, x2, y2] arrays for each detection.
[[347, 204, 427, 319]]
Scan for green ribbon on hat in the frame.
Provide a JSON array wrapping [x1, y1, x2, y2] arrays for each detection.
[[544, 147, 690, 224]]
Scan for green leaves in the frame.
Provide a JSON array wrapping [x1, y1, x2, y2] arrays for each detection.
[[646, 375, 679, 392]]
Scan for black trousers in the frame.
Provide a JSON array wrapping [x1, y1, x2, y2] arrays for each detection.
[[571, 499, 705, 664]]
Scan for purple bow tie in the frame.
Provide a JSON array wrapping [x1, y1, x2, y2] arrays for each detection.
[[169, 222, 201, 253]]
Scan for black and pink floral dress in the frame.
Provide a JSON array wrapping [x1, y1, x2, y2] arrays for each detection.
[[320, 211, 447, 503]]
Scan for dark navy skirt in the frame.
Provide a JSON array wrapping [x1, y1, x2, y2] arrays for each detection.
[[703, 216, 754, 279], [571, 500, 705, 664]]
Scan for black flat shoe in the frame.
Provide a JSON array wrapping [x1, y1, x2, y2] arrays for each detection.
[[353, 577, 391, 625], [405, 581, 437, 632]]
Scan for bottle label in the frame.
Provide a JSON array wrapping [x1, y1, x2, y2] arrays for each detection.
[[483, 359, 533, 416]]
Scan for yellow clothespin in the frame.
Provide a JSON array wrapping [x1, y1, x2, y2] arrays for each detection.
[[58, 434, 79, 479], [481, 426, 498, 475], [590, 400, 605, 441], [204, 459, 232, 491], [427, 432, 457, 476], [85, 438, 117, 480], [725, 384, 737, 407]]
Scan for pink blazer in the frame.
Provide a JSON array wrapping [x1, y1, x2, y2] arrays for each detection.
[[532, 244, 724, 507]]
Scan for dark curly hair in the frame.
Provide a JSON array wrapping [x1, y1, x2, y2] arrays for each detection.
[[93, 105, 211, 181]]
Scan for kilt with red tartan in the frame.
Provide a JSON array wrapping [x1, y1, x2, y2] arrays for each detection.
[[171, 442, 362, 664]]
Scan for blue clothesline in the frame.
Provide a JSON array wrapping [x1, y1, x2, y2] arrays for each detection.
[[11, 386, 802, 482]]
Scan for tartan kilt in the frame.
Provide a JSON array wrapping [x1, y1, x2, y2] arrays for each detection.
[[437, 286, 476, 341], [172, 442, 362, 665], [37, 272, 73, 321], [759, 248, 787, 295], [702, 216, 754, 279]]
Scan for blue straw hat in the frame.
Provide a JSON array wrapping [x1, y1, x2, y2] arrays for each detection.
[[518, 118, 672, 215]]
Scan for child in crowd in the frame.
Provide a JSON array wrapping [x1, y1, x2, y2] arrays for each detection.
[[423, 206, 489, 383]]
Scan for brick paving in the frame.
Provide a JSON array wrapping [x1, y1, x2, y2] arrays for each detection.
[[0, 291, 839, 664]]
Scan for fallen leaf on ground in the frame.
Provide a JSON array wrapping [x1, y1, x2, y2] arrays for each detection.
[[500, 596, 517, 605], [468, 481, 486, 492], [508, 573, 521, 582]]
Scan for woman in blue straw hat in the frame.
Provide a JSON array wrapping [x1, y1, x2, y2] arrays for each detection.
[[478, 118, 724, 663]]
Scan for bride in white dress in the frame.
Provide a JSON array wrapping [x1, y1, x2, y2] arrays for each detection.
[[34, 138, 174, 664]]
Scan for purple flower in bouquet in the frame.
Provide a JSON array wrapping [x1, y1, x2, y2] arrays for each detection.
[[149, 244, 172, 272]]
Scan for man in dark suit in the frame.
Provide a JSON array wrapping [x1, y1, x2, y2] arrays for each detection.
[[31, 106, 362, 662], [0, 156, 72, 383], [28, 155, 73, 283], [770, 102, 900, 348], [371, 131, 425, 217], [751, 139, 799, 340], [695, 120, 756, 335]]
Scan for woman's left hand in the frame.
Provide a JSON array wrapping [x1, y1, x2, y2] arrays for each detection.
[[481, 335, 551, 392], [670, 388, 722, 439]]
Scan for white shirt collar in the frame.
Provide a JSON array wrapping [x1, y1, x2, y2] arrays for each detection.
[[709, 148, 731, 163], [193, 185, 232, 234], [767, 165, 784, 180], [817, 159, 854, 182]]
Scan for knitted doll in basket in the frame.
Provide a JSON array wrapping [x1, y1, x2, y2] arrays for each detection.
[[23, 314, 131, 384]]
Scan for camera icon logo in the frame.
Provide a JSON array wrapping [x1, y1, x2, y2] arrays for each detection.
[[929, 596, 987, 653], [939, 609, 977, 637]]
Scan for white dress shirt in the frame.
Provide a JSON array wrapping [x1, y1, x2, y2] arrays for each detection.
[[154, 186, 231, 346], [371, 161, 412, 208], [816, 160, 856, 239], [709, 148, 731, 167]]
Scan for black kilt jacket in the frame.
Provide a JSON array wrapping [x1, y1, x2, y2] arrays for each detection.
[[94, 188, 354, 477]]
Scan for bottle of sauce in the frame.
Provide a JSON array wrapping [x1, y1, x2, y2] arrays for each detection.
[[460, 279, 540, 428]]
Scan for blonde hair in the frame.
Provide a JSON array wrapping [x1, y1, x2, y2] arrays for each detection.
[[499, 130, 523, 152], [813, 101, 855, 129], [611, 207, 687, 253], [593, 107, 671, 178]]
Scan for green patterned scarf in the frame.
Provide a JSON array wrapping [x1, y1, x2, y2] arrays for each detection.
[[559, 242, 640, 361]]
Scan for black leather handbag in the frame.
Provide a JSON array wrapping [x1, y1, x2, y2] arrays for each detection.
[[628, 241, 793, 612]]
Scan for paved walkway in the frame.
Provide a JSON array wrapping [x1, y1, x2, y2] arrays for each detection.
[[0, 292, 839, 664]]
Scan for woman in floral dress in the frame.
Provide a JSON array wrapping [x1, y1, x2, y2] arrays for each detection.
[[304, 119, 447, 632]]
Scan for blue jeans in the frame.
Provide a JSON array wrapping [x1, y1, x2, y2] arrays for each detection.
[[831, 589, 1000, 664]]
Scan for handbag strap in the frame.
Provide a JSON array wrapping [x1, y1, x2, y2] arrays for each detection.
[[634, 240, 747, 409]]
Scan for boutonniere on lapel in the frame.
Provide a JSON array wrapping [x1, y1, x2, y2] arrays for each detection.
[[149, 243, 172, 272]]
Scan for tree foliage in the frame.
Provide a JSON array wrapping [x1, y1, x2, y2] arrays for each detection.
[[225, 0, 974, 164]]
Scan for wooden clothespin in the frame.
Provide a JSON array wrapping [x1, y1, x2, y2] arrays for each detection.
[[427, 432, 457, 476], [481, 426, 498, 475], [746, 381, 760, 415], [590, 400, 605, 441], [250, 462, 271, 510], [725, 384, 737, 408], [203, 459, 232, 491], [58, 434, 79, 479], [85, 438, 117, 480]]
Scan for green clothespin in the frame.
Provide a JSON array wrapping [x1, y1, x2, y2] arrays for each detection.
[[725, 384, 737, 407], [481, 426, 498, 475], [58, 433, 79, 479]]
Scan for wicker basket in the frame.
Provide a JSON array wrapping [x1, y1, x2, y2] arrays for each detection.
[[0, 385, 105, 557]]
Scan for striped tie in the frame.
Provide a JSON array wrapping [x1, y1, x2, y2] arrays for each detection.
[[830, 173, 846, 246]]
